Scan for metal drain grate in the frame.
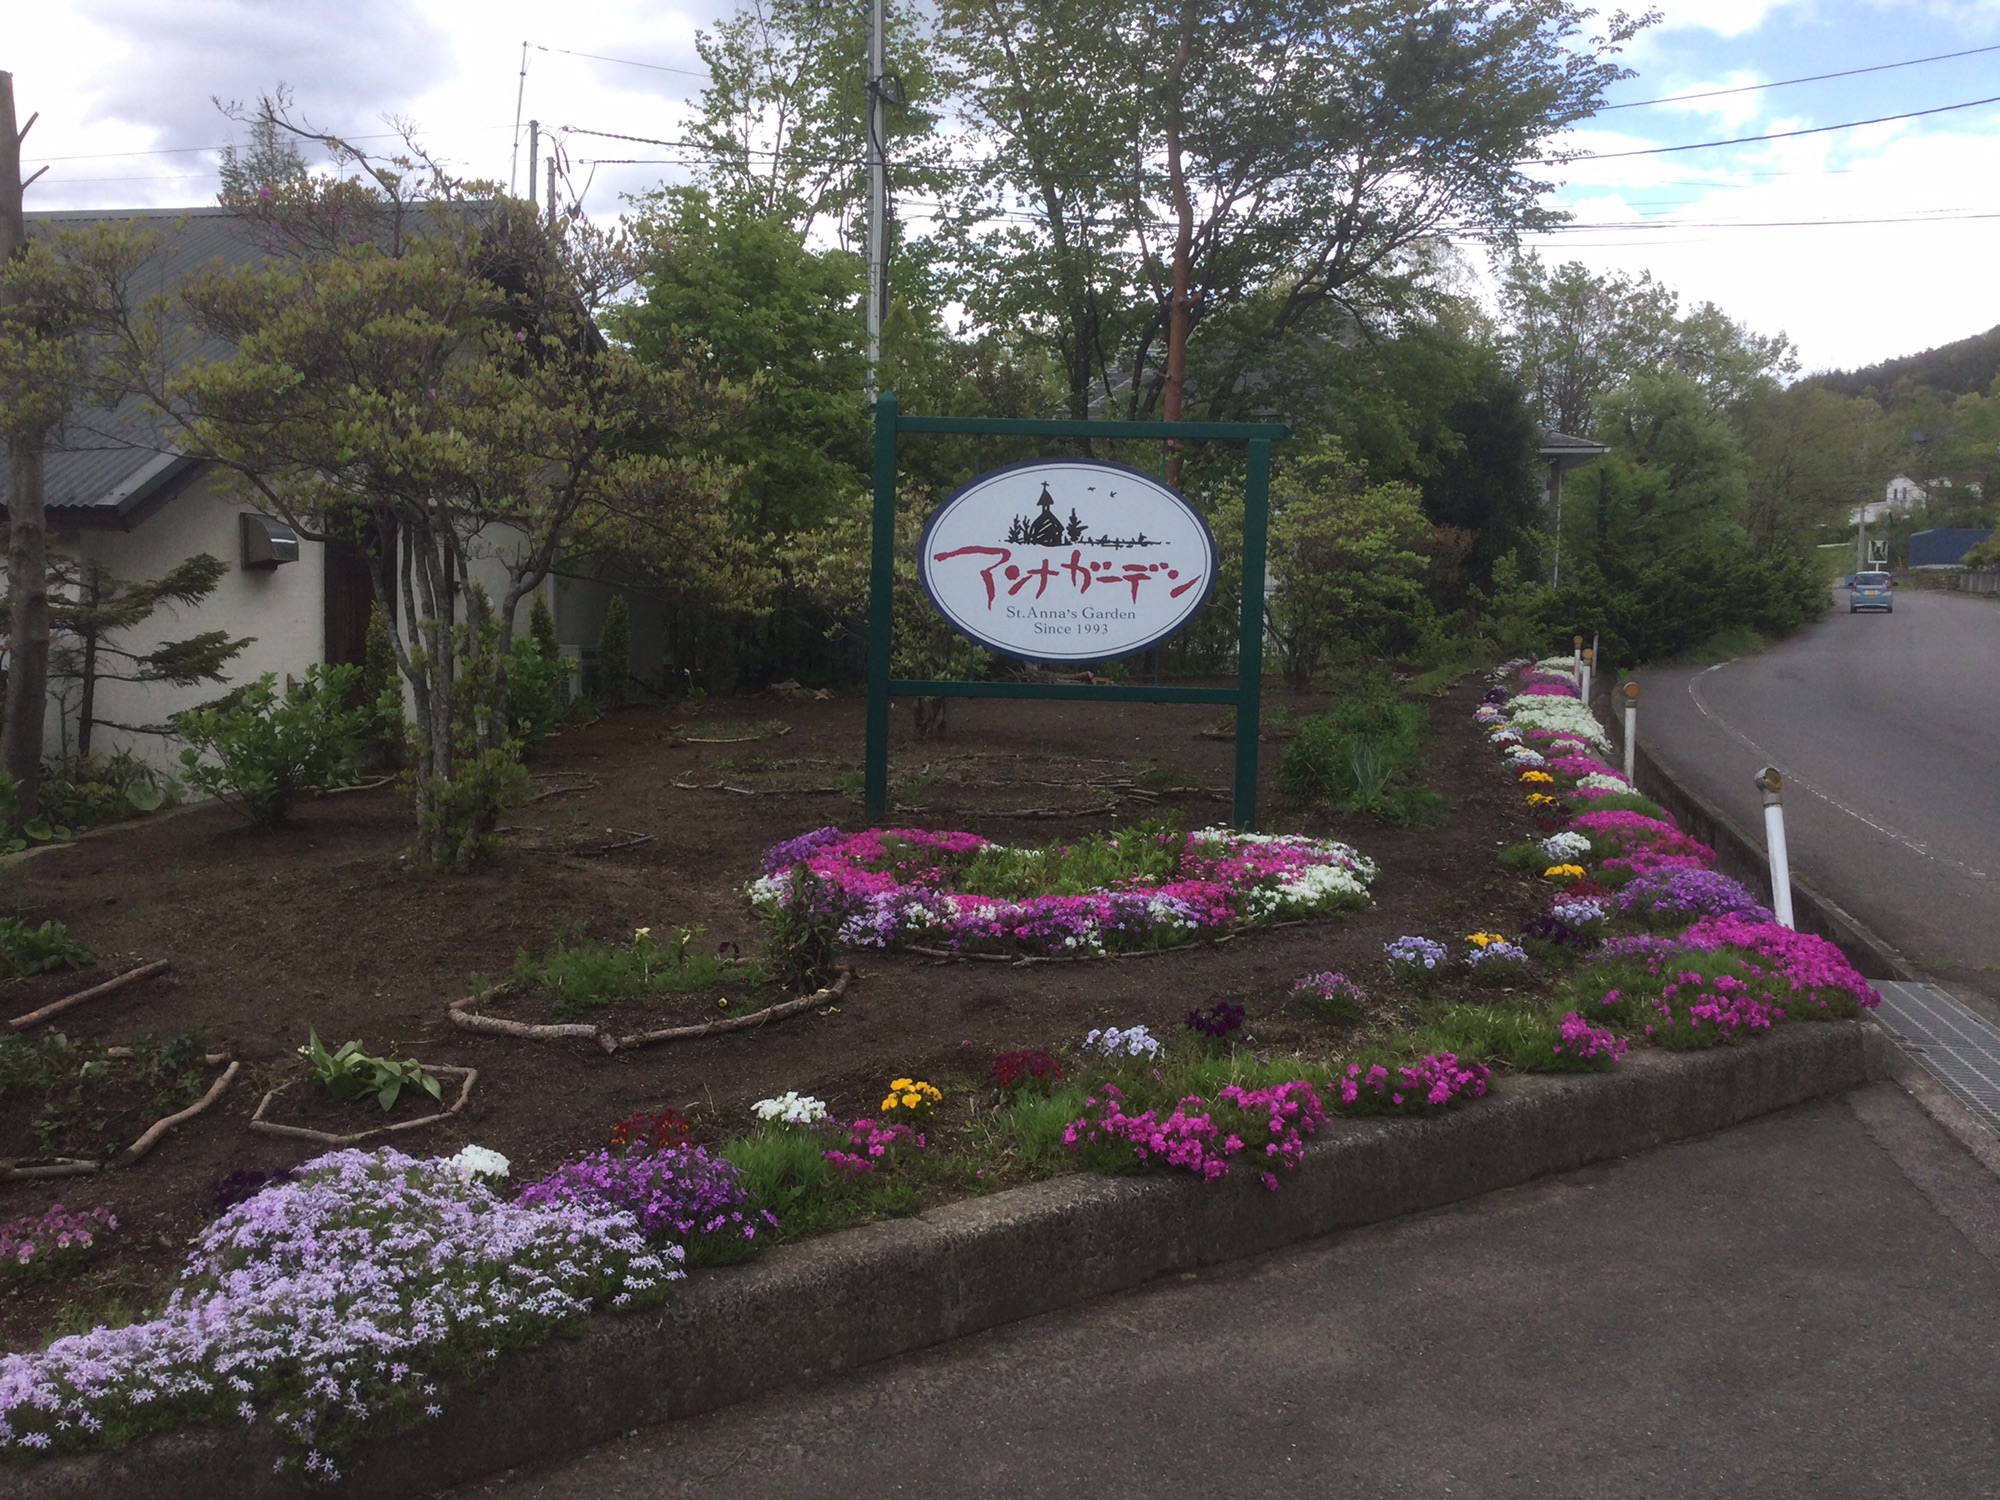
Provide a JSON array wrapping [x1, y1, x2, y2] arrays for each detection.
[[1873, 981, 2000, 1134]]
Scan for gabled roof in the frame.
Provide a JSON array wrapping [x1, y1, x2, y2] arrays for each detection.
[[0, 206, 271, 531]]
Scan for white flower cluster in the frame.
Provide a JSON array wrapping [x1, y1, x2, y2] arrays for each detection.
[[1504, 695, 1610, 751], [444, 1145, 510, 1180], [752, 1092, 830, 1126], [1082, 1024, 1163, 1060], [1542, 831, 1591, 861], [1577, 772, 1630, 792], [1535, 655, 1579, 673], [1504, 746, 1546, 766]]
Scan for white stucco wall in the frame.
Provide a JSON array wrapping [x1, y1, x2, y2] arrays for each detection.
[[51, 473, 326, 770]]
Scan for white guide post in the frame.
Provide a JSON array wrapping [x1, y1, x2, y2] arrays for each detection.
[[1572, 635, 1584, 692], [1622, 681, 1638, 784], [1757, 767, 1796, 929], [1580, 647, 1593, 706]]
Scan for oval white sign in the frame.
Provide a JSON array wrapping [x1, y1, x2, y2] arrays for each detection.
[[917, 460, 1218, 663]]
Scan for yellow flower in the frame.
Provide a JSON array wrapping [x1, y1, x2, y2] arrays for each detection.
[[882, 1076, 941, 1113], [1518, 770, 1554, 784], [1466, 932, 1506, 947], [1526, 792, 1557, 807], [1543, 863, 1586, 880]]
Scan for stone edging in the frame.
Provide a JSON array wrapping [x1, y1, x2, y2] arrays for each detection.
[[13, 1022, 1881, 1500]]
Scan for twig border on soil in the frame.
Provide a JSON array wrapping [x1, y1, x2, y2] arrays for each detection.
[[447, 969, 852, 1053], [7, 960, 171, 1032], [2, 1054, 239, 1180], [247, 1065, 479, 1147]]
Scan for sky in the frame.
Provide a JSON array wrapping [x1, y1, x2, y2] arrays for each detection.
[[6, 0, 2000, 375]]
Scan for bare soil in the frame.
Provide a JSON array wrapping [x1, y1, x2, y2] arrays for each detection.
[[0, 675, 1547, 1350]]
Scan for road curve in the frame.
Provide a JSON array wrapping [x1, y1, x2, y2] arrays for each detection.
[[1636, 588, 2000, 1007]]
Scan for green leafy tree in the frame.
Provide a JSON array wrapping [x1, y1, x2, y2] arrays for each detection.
[[358, 603, 406, 768], [0, 220, 164, 820], [1262, 438, 1430, 688], [43, 551, 251, 757], [148, 101, 739, 869]]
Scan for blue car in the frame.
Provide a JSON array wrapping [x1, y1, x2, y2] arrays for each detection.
[[1849, 570, 1893, 613]]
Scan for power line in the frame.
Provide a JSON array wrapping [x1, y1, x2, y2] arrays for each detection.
[[535, 44, 708, 81], [1548, 92, 2000, 162], [1528, 208, 2000, 230], [28, 126, 516, 166], [1599, 40, 2000, 111]]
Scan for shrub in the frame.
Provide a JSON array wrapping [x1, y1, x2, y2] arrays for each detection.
[[506, 599, 563, 745], [759, 865, 842, 993], [176, 665, 364, 824], [359, 604, 407, 769], [1280, 691, 1443, 823], [0, 916, 91, 978]]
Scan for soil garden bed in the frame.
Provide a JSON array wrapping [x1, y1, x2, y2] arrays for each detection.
[[0, 674, 1540, 1351]]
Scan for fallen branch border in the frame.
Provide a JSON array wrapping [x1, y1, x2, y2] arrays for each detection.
[[2, 1054, 238, 1181], [448, 969, 852, 1053], [7, 959, 171, 1032], [247, 1065, 478, 1147]]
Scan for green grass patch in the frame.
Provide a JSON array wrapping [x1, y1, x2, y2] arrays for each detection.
[[509, 925, 748, 1018]]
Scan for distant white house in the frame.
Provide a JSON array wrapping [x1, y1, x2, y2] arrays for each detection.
[[1851, 474, 1931, 528], [0, 208, 663, 771]]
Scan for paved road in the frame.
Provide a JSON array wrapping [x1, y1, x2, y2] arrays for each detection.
[[1636, 588, 2000, 1010], [447, 1086, 2000, 1500]]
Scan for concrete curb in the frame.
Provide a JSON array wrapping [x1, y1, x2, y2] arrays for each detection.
[[16, 1022, 1877, 1500]]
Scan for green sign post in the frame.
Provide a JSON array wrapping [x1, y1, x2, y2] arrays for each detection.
[[863, 392, 1288, 828]]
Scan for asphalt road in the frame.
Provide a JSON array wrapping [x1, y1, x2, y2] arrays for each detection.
[[444, 1086, 2000, 1499], [1636, 588, 2000, 1010]]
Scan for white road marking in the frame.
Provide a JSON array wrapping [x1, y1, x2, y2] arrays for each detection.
[[1685, 661, 1992, 882]]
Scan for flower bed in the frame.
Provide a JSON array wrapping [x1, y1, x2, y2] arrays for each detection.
[[748, 825, 1377, 957], [0, 1148, 677, 1472]]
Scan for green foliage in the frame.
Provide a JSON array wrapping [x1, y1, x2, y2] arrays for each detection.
[[759, 866, 843, 994], [176, 665, 364, 825], [999, 1085, 1093, 1172], [359, 605, 406, 770], [0, 1030, 211, 1159], [299, 1031, 443, 1113], [505, 627, 562, 746], [509, 925, 743, 1019], [596, 595, 633, 708], [954, 820, 1184, 900], [419, 747, 530, 870], [0, 917, 92, 979], [1579, 791, 1666, 819], [1498, 841, 1549, 871], [1280, 691, 1443, 823], [1413, 1004, 1585, 1073], [1263, 437, 1431, 687], [722, 1124, 841, 1232]]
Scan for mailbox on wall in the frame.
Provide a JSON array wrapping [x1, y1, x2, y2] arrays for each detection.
[[240, 513, 301, 569]]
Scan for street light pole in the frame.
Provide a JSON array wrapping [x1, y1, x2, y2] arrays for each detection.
[[864, 0, 887, 401]]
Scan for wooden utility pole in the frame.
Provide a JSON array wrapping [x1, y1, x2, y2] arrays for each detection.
[[0, 71, 51, 822]]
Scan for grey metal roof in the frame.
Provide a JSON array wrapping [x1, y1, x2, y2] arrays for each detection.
[[0, 206, 272, 530]]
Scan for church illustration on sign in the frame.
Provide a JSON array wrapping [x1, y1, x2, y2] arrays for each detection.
[[1002, 482, 1159, 550]]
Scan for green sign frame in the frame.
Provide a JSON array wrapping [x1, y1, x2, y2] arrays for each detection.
[[864, 392, 1288, 828]]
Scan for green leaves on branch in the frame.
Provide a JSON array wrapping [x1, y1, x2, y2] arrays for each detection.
[[300, 1031, 443, 1113], [176, 665, 365, 825]]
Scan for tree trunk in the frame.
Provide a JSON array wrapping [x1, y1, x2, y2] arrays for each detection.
[[1160, 0, 1198, 488], [3, 444, 49, 818], [0, 71, 46, 822]]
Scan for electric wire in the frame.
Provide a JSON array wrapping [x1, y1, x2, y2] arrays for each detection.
[[1598, 40, 2000, 111], [1549, 91, 2000, 161]]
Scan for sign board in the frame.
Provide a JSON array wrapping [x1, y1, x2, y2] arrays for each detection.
[[917, 459, 1217, 662]]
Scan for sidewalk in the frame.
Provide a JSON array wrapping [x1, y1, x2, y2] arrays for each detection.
[[444, 1083, 2000, 1500]]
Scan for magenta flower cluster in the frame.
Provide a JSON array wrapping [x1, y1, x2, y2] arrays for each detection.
[[750, 825, 1375, 957], [1339, 1053, 1490, 1111], [1679, 915, 1880, 1011], [823, 1118, 921, 1176], [1554, 1011, 1628, 1064], [1061, 1080, 1326, 1189], [0, 1205, 117, 1277], [1650, 969, 1784, 1042], [517, 1146, 776, 1245]]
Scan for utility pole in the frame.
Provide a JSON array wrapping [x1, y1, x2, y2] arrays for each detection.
[[0, 71, 51, 821], [546, 156, 557, 227], [864, 0, 887, 399], [527, 119, 540, 210]]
